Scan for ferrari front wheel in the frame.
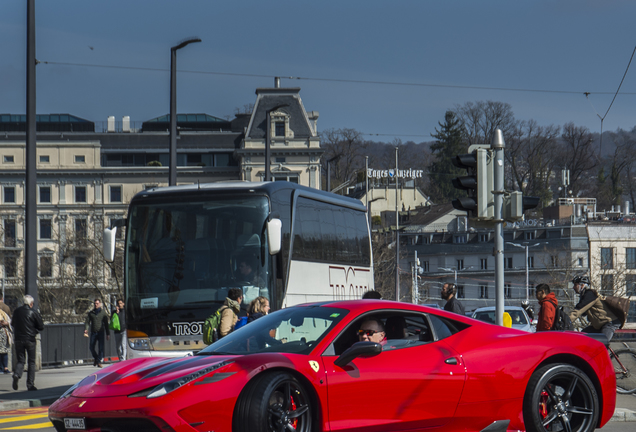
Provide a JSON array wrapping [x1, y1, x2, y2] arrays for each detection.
[[523, 364, 599, 432], [234, 371, 313, 432]]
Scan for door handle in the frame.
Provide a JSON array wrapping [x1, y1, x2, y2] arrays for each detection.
[[444, 357, 458, 365]]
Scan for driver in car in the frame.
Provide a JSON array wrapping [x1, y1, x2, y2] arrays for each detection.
[[237, 255, 264, 287], [357, 319, 387, 345]]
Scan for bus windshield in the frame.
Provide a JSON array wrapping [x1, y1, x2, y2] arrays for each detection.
[[126, 195, 271, 321]]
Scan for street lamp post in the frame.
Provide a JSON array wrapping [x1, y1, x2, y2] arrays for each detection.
[[169, 37, 201, 186], [506, 242, 540, 301], [439, 267, 458, 285]]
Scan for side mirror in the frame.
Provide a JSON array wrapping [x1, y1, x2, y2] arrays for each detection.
[[334, 341, 382, 368], [267, 218, 282, 255], [103, 228, 117, 263]]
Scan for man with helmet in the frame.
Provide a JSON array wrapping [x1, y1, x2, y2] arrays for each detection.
[[569, 275, 620, 341], [441, 283, 465, 315]]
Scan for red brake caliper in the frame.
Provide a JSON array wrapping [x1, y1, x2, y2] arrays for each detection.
[[539, 390, 549, 419], [290, 394, 298, 429]]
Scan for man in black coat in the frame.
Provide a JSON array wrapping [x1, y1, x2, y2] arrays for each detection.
[[11, 295, 44, 391], [442, 283, 465, 315]]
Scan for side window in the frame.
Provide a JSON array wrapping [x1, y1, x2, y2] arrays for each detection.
[[329, 312, 440, 356], [428, 314, 470, 341]]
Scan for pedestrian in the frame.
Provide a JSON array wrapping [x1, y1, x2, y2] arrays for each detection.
[[0, 306, 12, 374], [535, 284, 557, 332], [219, 288, 242, 338], [247, 296, 270, 323], [569, 275, 621, 342], [114, 299, 126, 361], [11, 295, 44, 391], [362, 290, 382, 299], [84, 298, 110, 368], [441, 283, 465, 315], [0, 293, 11, 318]]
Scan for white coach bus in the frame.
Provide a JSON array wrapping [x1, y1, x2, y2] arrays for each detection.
[[104, 181, 373, 358]]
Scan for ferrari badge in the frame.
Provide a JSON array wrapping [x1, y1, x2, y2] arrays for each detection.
[[309, 361, 320, 372]]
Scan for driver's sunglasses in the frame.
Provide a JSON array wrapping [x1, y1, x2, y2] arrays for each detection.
[[358, 329, 383, 336]]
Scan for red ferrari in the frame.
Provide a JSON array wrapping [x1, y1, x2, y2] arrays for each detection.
[[49, 300, 615, 432]]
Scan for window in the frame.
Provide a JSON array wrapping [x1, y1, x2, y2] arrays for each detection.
[[75, 219, 87, 240], [3, 155, 14, 163], [4, 256, 17, 278], [39, 219, 52, 240], [4, 220, 16, 247], [275, 157, 286, 163], [291, 196, 371, 266], [480, 258, 488, 270], [600, 274, 614, 295], [479, 233, 489, 242], [601, 248, 613, 269], [40, 256, 52, 278], [626, 275, 636, 297], [457, 285, 464, 298], [578, 257, 584, 267], [75, 256, 88, 278], [4, 187, 15, 203], [528, 256, 534, 268], [454, 235, 467, 244], [275, 121, 285, 137], [39, 186, 51, 203], [505, 257, 513, 269], [457, 259, 464, 270], [39, 155, 50, 163], [525, 231, 535, 240], [627, 248, 636, 270], [551, 255, 559, 268], [74, 155, 86, 163], [479, 285, 488, 299], [421, 261, 429, 272], [273, 174, 299, 183], [110, 185, 122, 203], [75, 186, 86, 203], [505, 283, 512, 298]]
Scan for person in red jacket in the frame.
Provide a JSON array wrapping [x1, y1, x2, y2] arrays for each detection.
[[535, 284, 557, 331]]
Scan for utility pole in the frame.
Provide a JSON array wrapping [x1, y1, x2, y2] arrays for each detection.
[[395, 146, 400, 301], [493, 130, 505, 326]]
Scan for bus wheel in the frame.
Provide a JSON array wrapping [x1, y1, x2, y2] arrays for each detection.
[[234, 372, 312, 432]]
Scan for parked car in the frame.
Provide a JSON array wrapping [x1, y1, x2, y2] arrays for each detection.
[[50, 300, 615, 432], [472, 305, 535, 332]]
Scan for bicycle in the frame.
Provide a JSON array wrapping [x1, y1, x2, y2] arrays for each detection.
[[608, 342, 636, 394]]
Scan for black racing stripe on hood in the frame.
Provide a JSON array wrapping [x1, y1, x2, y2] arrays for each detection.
[[141, 355, 209, 380]]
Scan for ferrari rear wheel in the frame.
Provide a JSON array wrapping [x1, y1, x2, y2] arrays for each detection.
[[523, 364, 599, 432], [233, 371, 313, 432]]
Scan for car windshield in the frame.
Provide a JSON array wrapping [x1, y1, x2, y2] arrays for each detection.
[[198, 306, 348, 356], [474, 310, 528, 325]]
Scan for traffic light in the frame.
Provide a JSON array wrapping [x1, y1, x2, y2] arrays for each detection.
[[451, 146, 494, 220], [503, 192, 541, 222]]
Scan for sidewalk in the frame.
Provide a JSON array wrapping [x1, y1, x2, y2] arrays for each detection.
[[0, 363, 634, 422]]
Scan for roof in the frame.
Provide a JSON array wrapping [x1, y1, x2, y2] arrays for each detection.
[[405, 203, 457, 226], [246, 88, 315, 139]]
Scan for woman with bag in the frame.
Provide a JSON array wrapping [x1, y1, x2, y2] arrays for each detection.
[[0, 308, 13, 374]]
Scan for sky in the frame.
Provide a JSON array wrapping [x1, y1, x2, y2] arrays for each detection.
[[1, 0, 636, 143]]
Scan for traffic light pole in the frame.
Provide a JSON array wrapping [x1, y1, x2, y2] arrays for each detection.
[[492, 130, 505, 326]]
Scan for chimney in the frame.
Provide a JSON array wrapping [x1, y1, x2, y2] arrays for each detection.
[[274, 77, 280, 88], [107, 116, 115, 133], [122, 116, 130, 133]]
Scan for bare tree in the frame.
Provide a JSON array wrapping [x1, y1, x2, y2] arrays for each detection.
[[453, 101, 517, 145], [320, 128, 367, 190], [558, 123, 599, 196]]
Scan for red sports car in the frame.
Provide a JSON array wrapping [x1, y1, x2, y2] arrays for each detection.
[[49, 300, 615, 432]]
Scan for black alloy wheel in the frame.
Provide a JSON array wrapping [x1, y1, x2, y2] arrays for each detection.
[[234, 371, 313, 432], [523, 364, 599, 432]]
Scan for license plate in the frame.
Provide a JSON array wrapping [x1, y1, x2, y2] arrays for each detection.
[[64, 418, 86, 430]]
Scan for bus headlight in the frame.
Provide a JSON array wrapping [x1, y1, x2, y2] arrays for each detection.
[[129, 337, 152, 351]]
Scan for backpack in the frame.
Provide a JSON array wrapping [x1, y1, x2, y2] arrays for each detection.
[[547, 300, 574, 331], [109, 313, 121, 332], [202, 305, 228, 345], [601, 295, 631, 329]]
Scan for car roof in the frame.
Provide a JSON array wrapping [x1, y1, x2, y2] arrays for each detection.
[[472, 306, 525, 312]]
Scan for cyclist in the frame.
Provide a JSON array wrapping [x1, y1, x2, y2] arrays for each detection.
[[569, 275, 621, 342]]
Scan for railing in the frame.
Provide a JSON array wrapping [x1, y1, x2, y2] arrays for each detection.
[[40, 324, 119, 367]]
